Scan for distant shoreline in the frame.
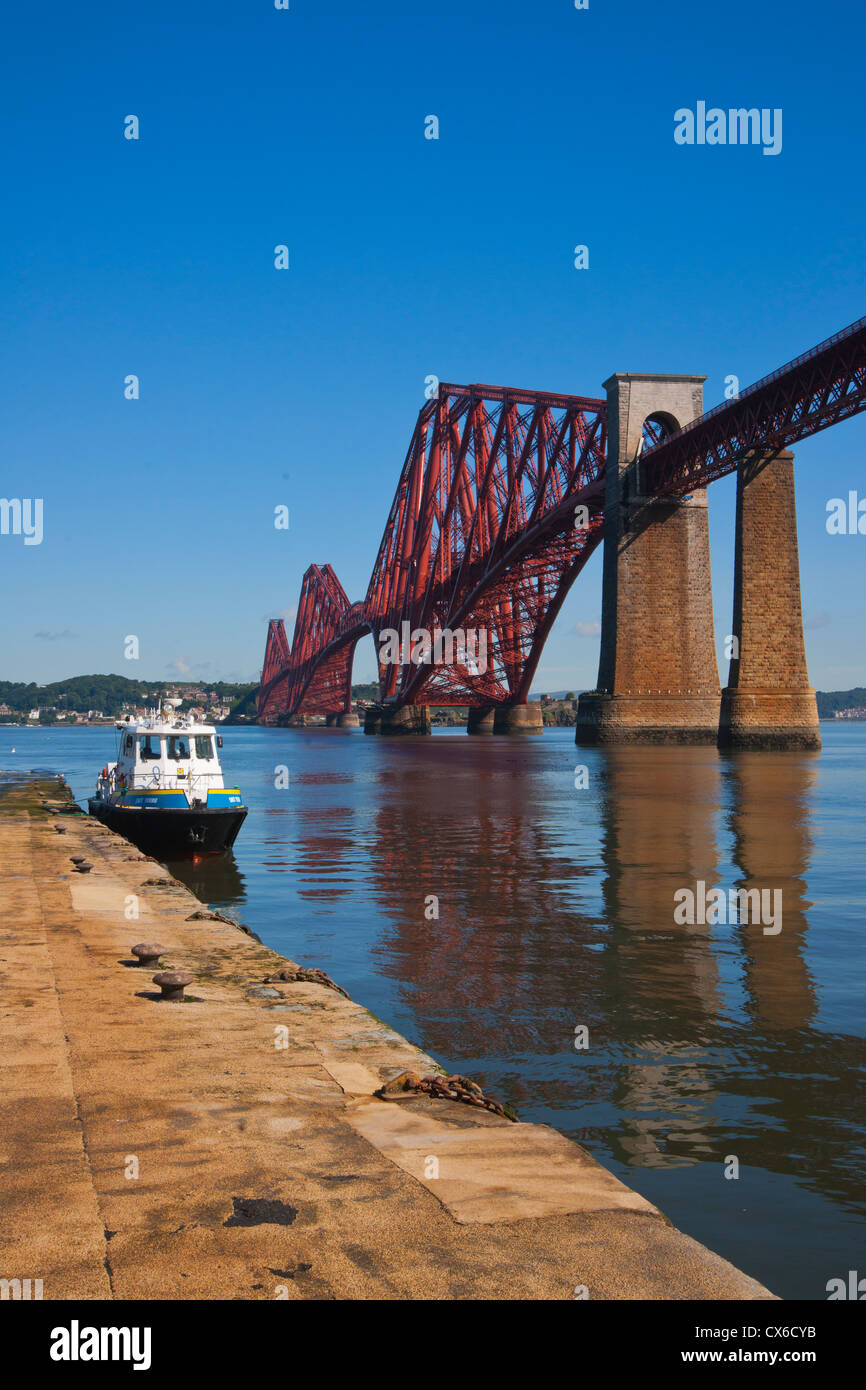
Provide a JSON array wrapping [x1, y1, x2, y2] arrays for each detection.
[[4, 715, 866, 730]]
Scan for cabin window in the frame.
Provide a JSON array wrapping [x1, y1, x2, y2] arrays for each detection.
[[194, 735, 214, 760], [167, 736, 190, 761], [123, 734, 135, 755], [138, 735, 162, 761]]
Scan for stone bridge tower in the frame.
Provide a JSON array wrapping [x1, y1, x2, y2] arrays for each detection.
[[576, 373, 721, 744], [718, 449, 820, 749]]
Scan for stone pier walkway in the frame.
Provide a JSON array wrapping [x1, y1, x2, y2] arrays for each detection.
[[0, 776, 776, 1300]]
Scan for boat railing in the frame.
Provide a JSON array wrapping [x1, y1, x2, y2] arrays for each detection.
[[99, 767, 228, 798], [120, 769, 226, 795]]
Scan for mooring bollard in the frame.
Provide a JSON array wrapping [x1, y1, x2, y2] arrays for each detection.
[[131, 942, 169, 969], [152, 970, 193, 1002]]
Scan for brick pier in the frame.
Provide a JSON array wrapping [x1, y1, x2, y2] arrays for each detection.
[[576, 373, 721, 744], [718, 450, 821, 750], [576, 375, 819, 751]]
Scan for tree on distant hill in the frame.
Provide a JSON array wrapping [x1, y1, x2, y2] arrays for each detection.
[[815, 688, 866, 717], [225, 687, 259, 722], [0, 674, 257, 718]]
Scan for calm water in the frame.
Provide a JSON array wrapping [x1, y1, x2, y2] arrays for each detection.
[[3, 721, 864, 1299]]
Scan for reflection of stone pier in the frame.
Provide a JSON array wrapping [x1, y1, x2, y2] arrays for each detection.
[[597, 747, 724, 1165], [600, 747, 725, 1022], [722, 751, 818, 1030]]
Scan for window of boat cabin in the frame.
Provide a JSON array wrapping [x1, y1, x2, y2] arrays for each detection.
[[122, 733, 135, 757], [194, 735, 214, 760], [138, 735, 162, 761], [167, 736, 190, 761]]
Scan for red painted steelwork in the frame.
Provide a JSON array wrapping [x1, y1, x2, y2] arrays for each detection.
[[364, 385, 608, 707], [642, 315, 866, 495], [258, 317, 866, 721], [258, 618, 291, 722]]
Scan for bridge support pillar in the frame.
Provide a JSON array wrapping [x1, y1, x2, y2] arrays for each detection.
[[365, 705, 431, 735], [380, 705, 431, 735], [325, 714, 338, 727], [493, 703, 544, 735], [466, 706, 496, 734], [576, 373, 720, 745], [719, 450, 820, 750], [336, 711, 360, 728]]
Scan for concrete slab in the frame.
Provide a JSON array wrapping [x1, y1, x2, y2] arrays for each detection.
[[347, 1100, 659, 1223], [319, 1060, 384, 1096]]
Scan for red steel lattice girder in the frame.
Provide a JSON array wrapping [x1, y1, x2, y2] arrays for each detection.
[[642, 315, 866, 495], [257, 617, 291, 721], [258, 316, 866, 717], [283, 565, 359, 716], [363, 384, 608, 706]]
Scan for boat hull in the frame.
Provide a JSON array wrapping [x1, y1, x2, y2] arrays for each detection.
[[88, 799, 247, 856]]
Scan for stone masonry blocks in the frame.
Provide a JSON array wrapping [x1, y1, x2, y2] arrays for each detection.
[[718, 450, 820, 750], [577, 374, 721, 745]]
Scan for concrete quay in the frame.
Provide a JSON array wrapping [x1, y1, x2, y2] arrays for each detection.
[[0, 775, 776, 1301]]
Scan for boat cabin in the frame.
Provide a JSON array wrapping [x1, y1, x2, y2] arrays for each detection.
[[89, 702, 247, 852], [102, 711, 228, 806]]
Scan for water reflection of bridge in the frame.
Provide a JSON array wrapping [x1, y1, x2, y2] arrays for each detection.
[[285, 739, 862, 1211], [597, 747, 819, 1167]]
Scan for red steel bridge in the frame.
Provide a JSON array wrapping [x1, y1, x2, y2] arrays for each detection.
[[258, 315, 866, 722]]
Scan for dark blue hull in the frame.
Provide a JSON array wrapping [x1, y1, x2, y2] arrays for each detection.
[[88, 799, 247, 855]]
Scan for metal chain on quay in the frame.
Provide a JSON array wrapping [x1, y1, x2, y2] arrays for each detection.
[[375, 1069, 518, 1121]]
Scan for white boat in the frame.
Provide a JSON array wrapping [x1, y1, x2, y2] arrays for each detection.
[[88, 702, 247, 855]]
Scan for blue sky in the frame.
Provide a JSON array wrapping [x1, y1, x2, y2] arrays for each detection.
[[1, 0, 864, 692]]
